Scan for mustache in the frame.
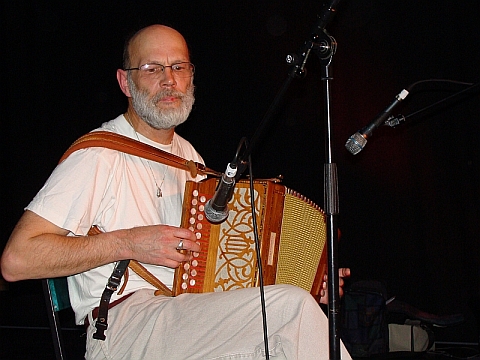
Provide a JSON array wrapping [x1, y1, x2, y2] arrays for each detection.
[[151, 89, 185, 104]]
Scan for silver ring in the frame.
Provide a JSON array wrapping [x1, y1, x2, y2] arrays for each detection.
[[176, 239, 184, 250]]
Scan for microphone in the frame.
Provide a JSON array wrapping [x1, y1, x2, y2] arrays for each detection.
[[345, 89, 409, 155], [204, 162, 238, 224]]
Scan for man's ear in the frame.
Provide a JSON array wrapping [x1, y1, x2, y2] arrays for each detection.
[[117, 69, 131, 97]]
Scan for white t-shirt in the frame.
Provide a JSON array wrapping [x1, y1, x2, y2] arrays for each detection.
[[26, 114, 205, 324]]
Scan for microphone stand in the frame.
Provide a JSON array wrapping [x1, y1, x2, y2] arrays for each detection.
[[313, 32, 342, 360], [233, 3, 343, 359]]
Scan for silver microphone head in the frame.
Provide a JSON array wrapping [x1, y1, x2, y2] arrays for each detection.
[[204, 199, 230, 223], [345, 132, 367, 155]]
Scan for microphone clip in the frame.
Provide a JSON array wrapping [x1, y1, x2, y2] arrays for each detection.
[[384, 114, 406, 128]]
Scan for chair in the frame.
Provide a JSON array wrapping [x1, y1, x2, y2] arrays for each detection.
[[42, 277, 78, 360]]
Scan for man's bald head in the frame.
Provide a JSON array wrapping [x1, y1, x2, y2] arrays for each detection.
[[123, 25, 190, 69]]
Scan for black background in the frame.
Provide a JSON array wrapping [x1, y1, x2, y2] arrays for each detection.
[[2, 0, 479, 345]]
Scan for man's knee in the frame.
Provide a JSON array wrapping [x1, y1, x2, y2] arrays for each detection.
[[269, 284, 316, 304]]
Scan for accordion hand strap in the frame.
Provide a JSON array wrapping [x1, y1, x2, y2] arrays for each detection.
[[59, 130, 221, 178], [129, 261, 173, 297]]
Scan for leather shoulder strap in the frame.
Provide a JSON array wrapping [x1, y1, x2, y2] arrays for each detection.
[[59, 131, 221, 178]]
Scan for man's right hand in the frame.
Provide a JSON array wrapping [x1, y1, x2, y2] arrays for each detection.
[[123, 224, 200, 269]]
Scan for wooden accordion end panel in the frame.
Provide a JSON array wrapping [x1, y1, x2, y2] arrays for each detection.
[[174, 178, 328, 302]]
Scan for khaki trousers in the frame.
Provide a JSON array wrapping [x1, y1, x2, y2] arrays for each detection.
[[85, 284, 352, 360]]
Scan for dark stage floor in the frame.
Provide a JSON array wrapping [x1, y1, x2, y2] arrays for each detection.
[[1, 279, 478, 360]]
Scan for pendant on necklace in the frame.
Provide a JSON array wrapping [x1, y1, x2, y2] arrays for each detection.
[[156, 187, 162, 198]]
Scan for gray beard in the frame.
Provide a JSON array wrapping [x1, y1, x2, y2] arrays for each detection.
[[127, 74, 195, 130]]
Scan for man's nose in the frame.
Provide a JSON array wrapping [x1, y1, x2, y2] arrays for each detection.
[[159, 67, 177, 86]]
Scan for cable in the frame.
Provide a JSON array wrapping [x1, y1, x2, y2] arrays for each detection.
[[406, 78, 475, 92], [229, 137, 269, 358], [406, 80, 477, 118], [231, 137, 248, 165], [247, 153, 270, 360], [385, 79, 479, 127]]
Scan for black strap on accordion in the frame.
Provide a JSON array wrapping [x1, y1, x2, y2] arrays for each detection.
[[93, 259, 130, 341]]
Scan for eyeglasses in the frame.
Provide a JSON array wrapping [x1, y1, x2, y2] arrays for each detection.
[[124, 62, 195, 78]]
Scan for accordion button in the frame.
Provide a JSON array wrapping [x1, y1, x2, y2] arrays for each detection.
[[190, 208, 197, 215], [197, 214, 204, 221], [182, 273, 188, 280], [191, 198, 198, 206], [192, 260, 198, 267], [182, 282, 188, 290], [184, 263, 190, 270], [191, 269, 197, 277], [190, 279, 196, 286], [196, 223, 203, 230], [193, 190, 199, 197], [198, 205, 204, 212], [200, 196, 206, 203]]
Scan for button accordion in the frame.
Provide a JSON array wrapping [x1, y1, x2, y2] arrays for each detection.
[[174, 178, 328, 302]]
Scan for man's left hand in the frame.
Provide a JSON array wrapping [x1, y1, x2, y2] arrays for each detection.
[[319, 267, 350, 305]]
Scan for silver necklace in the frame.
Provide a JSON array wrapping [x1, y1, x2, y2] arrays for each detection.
[[124, 113, 172, 198]]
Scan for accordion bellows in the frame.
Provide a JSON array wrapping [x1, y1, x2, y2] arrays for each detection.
[[174, 178, 328, 302]]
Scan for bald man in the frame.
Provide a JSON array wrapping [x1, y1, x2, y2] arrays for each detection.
[[2, 25, 351, 359]]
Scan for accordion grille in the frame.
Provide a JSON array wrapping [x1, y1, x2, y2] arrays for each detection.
[[276, 191, 327, 292]]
